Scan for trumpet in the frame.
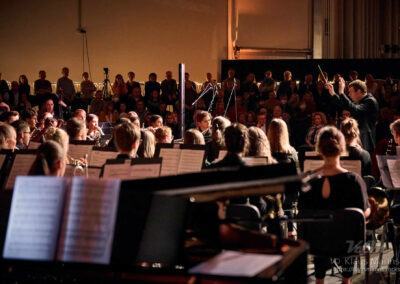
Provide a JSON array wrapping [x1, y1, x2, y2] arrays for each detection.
[[67, 153, 89, 178]]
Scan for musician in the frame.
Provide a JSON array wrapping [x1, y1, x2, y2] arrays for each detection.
[[247, 126, 276, 164], [28, 141, 66, 177], [0, 123, 16, 150], [298, 126, 370, 284], [113, 122, 141, 159], [205, 116, 231, 164], [326, 77, 379, 153], [10, 120, 30, 150], [86, 114, 104, 144], [74, 109, 87, 121], [267, 118, 298, 164], [390, 119, 400, 146], [137, 130, 155, 158], [340, 118, 371, 176], [65, 117, 87, 141], [195, 110, 212, 142], [44, 127, 69, 155], [154, 126, 173, 144], [184, 129, 205, 145]]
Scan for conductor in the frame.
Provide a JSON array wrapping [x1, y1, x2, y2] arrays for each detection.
[[326, 77, 379, 153]]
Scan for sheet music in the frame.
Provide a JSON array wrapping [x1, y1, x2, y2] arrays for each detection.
[[89, 150, 118, 167], [68, 144, 93, 163], [242, 157, 268, 166], [388, 159, 400, 188], [57, 178, 120, 264], [189, 250, 282, 277], [303, 159, 324, 173], [130, 164, 161, 179], [102, 163, 131, 180], [340, 160, 361, 176], [28, 141, 41, 149], [177, 149, 204, 174], [0, 154, 6, 168], [376, 155, 400, 188], [5, 153, 36, 189], [3, 177, 66, 261], [159, 148, 181, 176]]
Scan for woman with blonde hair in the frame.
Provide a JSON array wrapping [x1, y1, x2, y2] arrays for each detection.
[[28, 141, 66, 176], [247, 126, 276, 164], [184, 128, 205, 145], [44, 127, 69, 154], [137, 130, 156, 158], [267, 118, 298, 164], [205, 116, 231, 164], [340, 118, 371, 176]]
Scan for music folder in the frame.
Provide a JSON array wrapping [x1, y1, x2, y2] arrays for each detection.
[[102, 158, 162, 180], [3, 176, 120, 264], [3, 150, 37, 190]]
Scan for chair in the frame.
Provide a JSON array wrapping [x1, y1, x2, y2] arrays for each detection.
[[298, 208, 369, 283], [225, 203, 261, 231]]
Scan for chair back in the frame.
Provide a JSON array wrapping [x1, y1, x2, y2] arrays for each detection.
[[298, 208, 366, 257], [226, 204, 261, 231]]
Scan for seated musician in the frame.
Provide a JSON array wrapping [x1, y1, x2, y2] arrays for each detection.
[[184, 128, 205, 145], [10, 120, 30, 150], [207, 123, 267, 215], [195, 110, 212, 142], [28, 141, 66, 177], [86, 114, 104, 144], [44, 127, 69, 154], [0, 123, 17, 151], [340, 118, 371, 176], [390, 118, 400, 147], [205, 116, 231, 164], [137, 130, 155, 158], [65, 117, 87, 141], [267, 118, 298, 165], [247, 126, 277, 164], [74, 108, 87, 121], [113, 121, 141, 159], [154, 126, 173, 144], [298, 126, 370, 284]]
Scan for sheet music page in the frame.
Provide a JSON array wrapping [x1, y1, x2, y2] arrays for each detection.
[[340, 160, 362, 176], [159, 148, 181, 176], [130, 164, 161, 179], [68, 144, 93, 163], [89, 150, 118, 167], [102, 163, 131, 180], [0, 154, 6, 168], [57, 178, 120, 264], [5, 154, 36, 190], [303, 159, 324, 173], [242, 157, 268, 166], [376, 155, 400, 188], [177, 149, 204, 174], [388, 159, 400, 188], [3, 176, 66, 260], [189, 250, 282, 277], [28, 141, 41, 149], [87, 167, 101, 179]]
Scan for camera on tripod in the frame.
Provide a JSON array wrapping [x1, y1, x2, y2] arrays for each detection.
[[103, 67, 109, 75]]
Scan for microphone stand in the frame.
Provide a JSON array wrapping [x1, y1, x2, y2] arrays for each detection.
[[223, 78, 238, 122], [192, 82, 213, 106], [207, 83, 219, 113]]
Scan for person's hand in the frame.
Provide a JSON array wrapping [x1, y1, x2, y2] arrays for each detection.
[[338, 77, 346, 94], [325, 82, 335, 96]]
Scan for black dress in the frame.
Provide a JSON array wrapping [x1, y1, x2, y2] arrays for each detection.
[[347, 145, 371, 177], [298, 172, 369, 279]]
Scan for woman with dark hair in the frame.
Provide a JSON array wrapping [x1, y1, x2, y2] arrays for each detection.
[[18, 74, 30, 96], [28, 141, 66, 176], [340, 118, 371, 176], [299, 126, 370, 284], [66, 117, 87, 141], [86, 114, 104, 144]]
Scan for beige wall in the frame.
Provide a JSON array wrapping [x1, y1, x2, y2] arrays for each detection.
[[0, 0, 227, 84]]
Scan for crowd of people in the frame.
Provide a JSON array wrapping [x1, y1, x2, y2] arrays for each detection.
[[1, 66, 400, 283]]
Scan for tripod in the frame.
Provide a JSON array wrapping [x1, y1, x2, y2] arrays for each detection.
[[102, 68, 112, 100]]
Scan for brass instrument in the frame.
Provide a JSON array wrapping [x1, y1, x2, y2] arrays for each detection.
[[67, 153, 89, 178], [366, 187, 390, 230]]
